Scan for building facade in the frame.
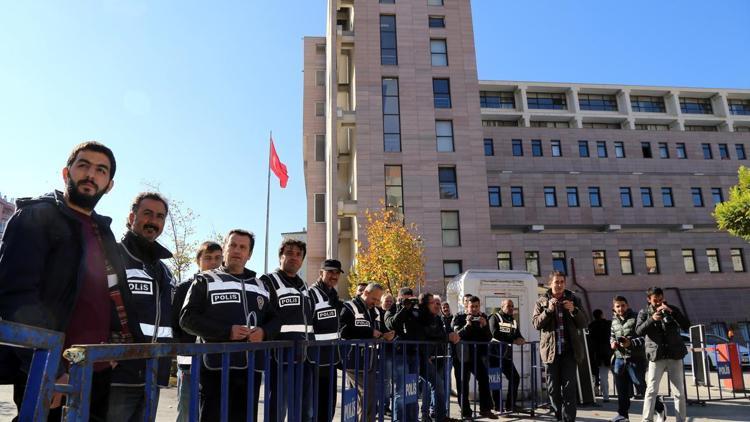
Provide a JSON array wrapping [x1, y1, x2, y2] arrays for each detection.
[[303, 0, 750, 325], [0, 193, 15, 243]]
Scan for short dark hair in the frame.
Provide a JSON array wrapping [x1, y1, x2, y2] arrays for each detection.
[[279, 238, 307, 258], [548, 271, 566, 283], [646, 286, 664, 297], [462, 293, 473, 299], [196, 241, 222, 263], [613, 295, 628, 304], [127, 192, 169, 229], [419, 292, 433, 307], [468, 295, 480, 304], [226, 229, 256, 252], [357, 283, 369, 289], [67, 141, 117, 180], [398, 287, 414, 297], [593, 309, 603, 319]]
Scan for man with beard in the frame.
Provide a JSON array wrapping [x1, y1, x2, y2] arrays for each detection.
[[0, 142, 139, 421], [107, 192, 175, 421]]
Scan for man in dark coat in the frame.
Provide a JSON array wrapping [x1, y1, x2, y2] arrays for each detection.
[[588, 309, 613, 402]]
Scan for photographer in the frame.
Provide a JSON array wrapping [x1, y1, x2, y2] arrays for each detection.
[[635, 287, 690, 422], [385, 287, 420, 422]]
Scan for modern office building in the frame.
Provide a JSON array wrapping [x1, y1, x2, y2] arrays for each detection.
[[0, 193, 15, 243], [302, 0, 750, 326]]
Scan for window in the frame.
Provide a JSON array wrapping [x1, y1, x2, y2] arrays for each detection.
[[435, 120, 454, 152], [582, 122, 621, 129], [428, 0, 444, 5], [691, 187, 704, 207], [567, 187, 579, 207], [531, 121, 570, 128], [661, 188, 674, 207], [382, 78, 401, 152], [711, 187, 723, 206], [588, 187, 602, 207], [315, 135, 325, 162], [443, 260, 462, 280], [579, 93, 618, 111], [483, 120, 519, 127], [658, 142, 669, 159], [315, 43, 326, 54], [641, 142, 652, 158], [707, 249, 721, 273], [525, 251, 540, 276], [441, 211, 460, 246], [635, 123, 670, 131], [484, 139, 494, 156], [551, 140, 562, 157], [736, 144, 747, 160], [719, 144, 730, 160], [385, 165, 404, 215], [702, 143, 713, 159], [544, 187, 557, 207], [488, 186, 501, 207], [380, 15, 398, 65], [640, 187, 653, 207], [497, 252, 512, 270], [527, 92, 567, 110], [630, 95, 666, 113], [731, 249, 745, 272], [430, 39, 448, 66], [433, 78, 451, 108], [380, 0, 395, 3], [619, 250, 634, 275], [729, 98, 750, 115], [480, 91, 515, 109], [511, 187, 524, 207], [645, 249, 659, 274], [438, 167, 458, 199], [620, 187, 632, 207], [552, 251, 567, 275], [686, 125, 719, 132], [676, 143, 687, 159], [314, 193, 326, 223], [532, 139, 543, 157], [512, 139, 523, 156], [593, 251, 607, 275], [579, 140, 590, 157], [315, 102, 325, 117], [737, 126, 750, 133], [315, 70, 326, 86], [680, 97, 713, 114], [596, 141, 607, 158], [682, 249, 696, 273], [614, 142, 625, 158], [428, 16, 445, 28]]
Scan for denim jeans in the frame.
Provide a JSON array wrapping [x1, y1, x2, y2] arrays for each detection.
[[176, 366, 191, 422], [545, 349, 577, 422], [392, 353, 418, 422], [420, 358, 447, 420]]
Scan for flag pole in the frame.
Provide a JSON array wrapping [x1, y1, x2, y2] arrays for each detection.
[[264, 131, 272, 274]]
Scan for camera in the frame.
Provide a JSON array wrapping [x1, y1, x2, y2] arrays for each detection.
[[400, 298, 418, 308], [659, 310, 673, 324]]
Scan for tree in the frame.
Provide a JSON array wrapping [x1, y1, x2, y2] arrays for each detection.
[[348, 204, 426, 297], [714, 166, 750, 242]]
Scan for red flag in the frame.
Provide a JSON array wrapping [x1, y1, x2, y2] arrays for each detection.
[[269, 137, 289, 188]]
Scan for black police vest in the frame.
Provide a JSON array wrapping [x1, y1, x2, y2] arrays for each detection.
[[308, 285, 340, 365], [343, 298, 376, 371], [265, 271, 313, 341]]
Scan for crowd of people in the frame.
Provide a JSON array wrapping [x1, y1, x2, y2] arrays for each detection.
[[0, 142, 693, 422]]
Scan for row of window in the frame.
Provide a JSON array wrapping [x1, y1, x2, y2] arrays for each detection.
[[381, 0, 445, 5], [495, 138, 748, 161], [480, 120, 750, 132]]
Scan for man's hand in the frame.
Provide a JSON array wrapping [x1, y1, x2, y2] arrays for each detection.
[[247, 327, 264, 343], [478, 316, 487, 328], [50, 373, 69, 409], [448, 332, 460, 344], [373, 329, 383, 339], [382, 331, 395, 341], [513, 338, 525, 345], [230, 325, 250, 341], [620, 337, 632, 348], [562, 300, 574, 313], [657, 304, 671, 313], [611, 341, 619, 350], [548, 298, 558, 312], [652, 312, 663, 321]]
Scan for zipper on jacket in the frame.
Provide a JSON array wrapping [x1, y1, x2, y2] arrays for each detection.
[[149, 264, 161, 344]]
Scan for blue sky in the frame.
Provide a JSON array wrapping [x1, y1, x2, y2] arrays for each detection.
[[1, 0, 748, 275]]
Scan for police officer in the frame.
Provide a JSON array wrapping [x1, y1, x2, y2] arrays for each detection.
[[180, 229, 280, 422], [488, 299, 525, 413]]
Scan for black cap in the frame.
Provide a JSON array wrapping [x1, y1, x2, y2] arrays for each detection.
[[321, 259, 344, 273]]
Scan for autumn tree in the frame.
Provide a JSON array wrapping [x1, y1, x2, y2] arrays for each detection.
[[714, 166, 750, 242], [348, 204, 426, 296]]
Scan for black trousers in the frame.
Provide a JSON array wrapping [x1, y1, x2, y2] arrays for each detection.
[[490, 357, 521, 411], [199, 367, 262, 422], [458, 358, 492, 416], [313, 365, 338, 422], [545, 350, 577, 422]]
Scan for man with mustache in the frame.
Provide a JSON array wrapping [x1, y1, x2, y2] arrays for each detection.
[[107, 192, 174, 422], [0, 141, 140, 421]]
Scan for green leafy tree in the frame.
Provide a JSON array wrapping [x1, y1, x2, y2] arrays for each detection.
[[714, 166, 750, 242]]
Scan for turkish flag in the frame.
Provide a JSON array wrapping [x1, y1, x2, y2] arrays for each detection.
[[269, 137, 289, 188]]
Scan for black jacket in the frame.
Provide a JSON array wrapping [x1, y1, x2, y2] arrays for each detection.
[[488, 311, 523, 359], [453, 312, 492, 362], [588, 318, 613, 367], [172, 275, 198, 344], [635, 303, 690, 362], [419, 312, 451, 360], [0, 191, 139, 379]]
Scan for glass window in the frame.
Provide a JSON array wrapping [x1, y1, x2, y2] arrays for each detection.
[[527, 92, 567, 110], [497, 252, 512, 270], [430, 39, 448, 66], [582, 122, 620, 129], [438, 167, 458, 199], [630, 95, 666, 113], [315, 70, 326, 86], [676, 143, 687, 159], [552, 251, 567, 275], [315, 102, 325, 116], [567, 187, 579, 207], [531, 121, 570, 128], [702, 143, 713, 159], [719, 144, 730, 160], [315, 135, 325, 162], [428, 16, 445, 28], [640, 187, 653, 207], [314, 193, 326, 223], [620, 187, 632, 207], [729, 99, 750, 115], [433, 78, 451, 108], [512, 139, 523, 157], [661, 188, 674, 207], [380, 0, 395, 3], [658, 142, 669, 159], [380, 15, 398, 65], [385, 165, 404, 215], [532, 140, 543, 157], [382, 78, 401, 152], [596, 141, 607, 158], [731, 248, 745, 272], [635, 123, 670, 131], [578, 140, 589, 157], [589, 187, 602, 207], [711, 188, 723, 206], [736, 144, 746, 160], [641, 142, 652, 158], [480, 91, 515, 109], [686, 125, 718, 132], [614, 142, 625, 158], [579, 93, 618, 111], [511, 186, 524, 207], [691, 187, 704, 207], [619, 250, 633, 275], [484, 139, 494, 156], [682, 249, 696, 273], [488, 186, 501, 207], [443, 260, 462, 280], [435, 120, 453, 152], [525, 251, 540, 276], [428, 0, 444, 5], [707, 249, 721, 273], [441, 211, 460, 246], [551, 140, 562, 157], [593, 251, 607, 275], [680, 97, 713, 114], [645, 249, 659, 274], [544, 187, 557, 207]]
